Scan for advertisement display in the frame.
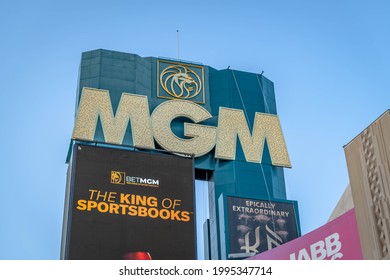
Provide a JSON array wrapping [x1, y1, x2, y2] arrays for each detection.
[[247, 209, 362, 260], [63, 144, 195, 260], [227, 196, 299, 258]]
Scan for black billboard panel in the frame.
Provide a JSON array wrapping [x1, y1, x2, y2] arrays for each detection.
[[64, 144, 195, 260], [227, 196, 299, 259]]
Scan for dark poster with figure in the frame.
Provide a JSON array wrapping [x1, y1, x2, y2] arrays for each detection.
[[64, 144, 195, 260], [227, 196, 299, 258]]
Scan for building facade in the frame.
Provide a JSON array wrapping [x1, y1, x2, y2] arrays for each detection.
[[343, 110, 390, 260]]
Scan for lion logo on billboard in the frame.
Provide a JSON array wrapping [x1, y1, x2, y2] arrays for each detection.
[[160, 65, 202, 99], [111, 171, 125, 184]]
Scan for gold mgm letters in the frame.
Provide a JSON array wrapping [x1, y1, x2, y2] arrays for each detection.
[[72, 88, 291, 167]]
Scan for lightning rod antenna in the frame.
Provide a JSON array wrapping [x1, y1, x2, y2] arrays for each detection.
[[176, 30, 180, 59]]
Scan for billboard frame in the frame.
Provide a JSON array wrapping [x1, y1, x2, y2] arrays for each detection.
[[217, 192, 301, 260], [61, 140, 197, 260]]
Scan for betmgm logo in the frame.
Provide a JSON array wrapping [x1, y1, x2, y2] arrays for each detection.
[[111, 171, 160, 188], [157, 60, 205, 104]]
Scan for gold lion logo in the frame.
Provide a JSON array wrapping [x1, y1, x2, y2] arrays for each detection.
[[111, 171, 125, 184], [160, 65, 202, 99]]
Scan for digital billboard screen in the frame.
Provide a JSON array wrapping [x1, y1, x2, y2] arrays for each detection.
[[227, 196, 299, 258], [64, 144, 195, 260]]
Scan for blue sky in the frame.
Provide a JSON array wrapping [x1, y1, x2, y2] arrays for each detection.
[[0, 0, 389, 259]]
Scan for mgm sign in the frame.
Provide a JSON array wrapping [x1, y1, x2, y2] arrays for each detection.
[[65, 51, 295, 260], [72, 83, 290, 167], [71, 58, 290, 167]]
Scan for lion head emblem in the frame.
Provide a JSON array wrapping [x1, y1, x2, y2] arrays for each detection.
[[160, 65, 202, 99]]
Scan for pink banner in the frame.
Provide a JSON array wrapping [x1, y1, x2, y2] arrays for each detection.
[[247, 209, 362, 260]]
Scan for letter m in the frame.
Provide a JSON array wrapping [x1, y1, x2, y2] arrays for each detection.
[[215, 108, 291, 167], [72, 87, 154, 148]]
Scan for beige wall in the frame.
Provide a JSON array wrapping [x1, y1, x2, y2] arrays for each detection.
[[328, 184, 354, 223], [344, 110, 390, 260]]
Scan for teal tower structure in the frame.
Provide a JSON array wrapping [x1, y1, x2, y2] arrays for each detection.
[[69, 49, 299, 260]]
